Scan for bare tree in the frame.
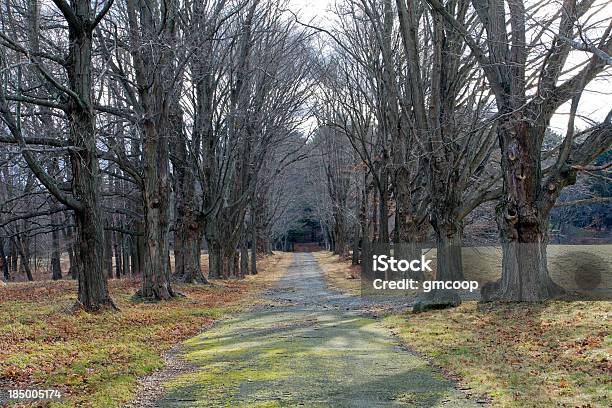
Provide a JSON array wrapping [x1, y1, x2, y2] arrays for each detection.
[[426, 0, 612, 301]]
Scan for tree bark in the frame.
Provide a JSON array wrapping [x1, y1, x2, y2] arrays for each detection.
[[114, 230, 122, 278], [0, 237, 9, 281], [179, 224, 207, 284], [240, 232, 249, 277], [122, 232, 130, 277], [250, 214, 257, 275], [103, 221, 113, 278], [63, 223, 78, 280], [482, 120, 563, 302], [434, 223, 464, 282], [207, 236, 222, 279], [14, 235, 33, 281], [50, 223, 62, 280], [66, 1, 115, 311]]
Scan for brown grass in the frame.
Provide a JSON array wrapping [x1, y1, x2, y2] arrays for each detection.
[[312, 251, 361, 294], [0, 252, 291, 408]]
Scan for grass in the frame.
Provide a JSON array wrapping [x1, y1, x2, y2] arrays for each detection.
[[318, 248, 612, 407], [312, 251, 361, 294], [0, 253, 291, 408], [385, 302, 611, 407]]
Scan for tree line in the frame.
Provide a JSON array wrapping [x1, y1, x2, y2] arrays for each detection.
[[1, 0, 610, 311], [0, 0, 315, 310], [307, 0, 611, 306]]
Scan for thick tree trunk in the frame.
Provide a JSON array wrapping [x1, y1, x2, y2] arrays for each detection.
[[137, 111, 175, 299], [73, 205, 115, 310], [394, 168, 425, 280], [127, 0, 178, 301], [179, 225, 207, 284], [240, 233, 249, 277], [139, 168, 174, 299], [228, 250, 239, 279], [333, 215, 348, 257], [413, 220, 464, 312], [207, 238, 222, 279], [482, 120, 562, 302], [435, 224, 464, 282], [15, 236, 33, 281], [482, 207, 561, 301], [65, 4, 114, 311], [170, 115, 206, 284]]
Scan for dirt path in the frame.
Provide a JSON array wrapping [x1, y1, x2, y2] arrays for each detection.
[[153, 253, 481, 407]]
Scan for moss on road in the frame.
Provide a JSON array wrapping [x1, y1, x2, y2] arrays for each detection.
[[156, 254, 480, 407]]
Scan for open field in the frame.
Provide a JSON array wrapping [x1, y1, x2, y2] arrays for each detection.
[[0, 253, 292, 408], [317, 248, 612, 407]]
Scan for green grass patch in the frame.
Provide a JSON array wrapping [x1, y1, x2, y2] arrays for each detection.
[[384, 301, 611, 407], [0, 269, 284, 408]]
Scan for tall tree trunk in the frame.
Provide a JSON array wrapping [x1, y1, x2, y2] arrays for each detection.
[[250, 214, 257, 275], [351, 228, 360, 266], [434, 223, 464, 282], [63, 223, 78, 280], [103, 222, 113, 278], [15, 236, 33, 281], [0, 237, 9, 281], [179, 223, 206, 284], [128, 0, 177, 301], [207, 235, 222, 279], [394, 168, 425, 280], [122, 232, 130, 277], [170, 108, 206, 284], [140, 152, 174, 298], [482, 121, 562, 301], [8, 239, 18, 275], [50, 223, 62, 280], [114, 230, 122, 278], [333, 215, 348, 257], [66, 1, 114, 311], [240, 231, 249, 277], [48, 160, 62, 281]]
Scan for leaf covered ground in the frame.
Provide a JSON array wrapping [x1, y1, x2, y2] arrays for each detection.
[[318, 251, 611, 407], [0, 253, 290, 408]]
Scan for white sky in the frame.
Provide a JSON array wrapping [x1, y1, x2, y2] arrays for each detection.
[[289, 0, 612, 134]]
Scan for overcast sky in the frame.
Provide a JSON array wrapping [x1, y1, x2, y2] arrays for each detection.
[[289, 0, 612, 134]]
